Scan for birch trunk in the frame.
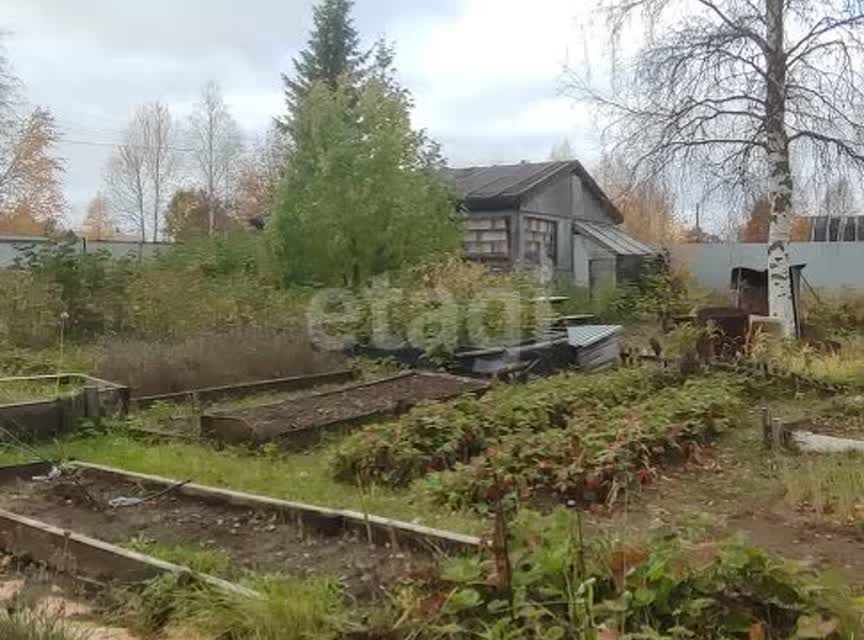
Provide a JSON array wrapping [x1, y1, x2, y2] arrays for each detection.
[[764, 0, 796, 338]]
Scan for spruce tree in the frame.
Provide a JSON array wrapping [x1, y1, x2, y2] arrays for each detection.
[[279, 0, 365, 135]]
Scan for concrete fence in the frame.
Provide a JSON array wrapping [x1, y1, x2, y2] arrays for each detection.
[[669, 242, 864, 291], [0, 234, 170, 267]]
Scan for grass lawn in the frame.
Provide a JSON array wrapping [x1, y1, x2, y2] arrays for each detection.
[[0, 433, 484, 536]]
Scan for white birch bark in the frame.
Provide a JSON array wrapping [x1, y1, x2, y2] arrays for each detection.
[[765, 0, 796, 338]]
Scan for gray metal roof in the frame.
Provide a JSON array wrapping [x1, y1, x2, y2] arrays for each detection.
[[445, 161, 624, 223], [573, 221, 658, 256], [566, 325, 622, 348]]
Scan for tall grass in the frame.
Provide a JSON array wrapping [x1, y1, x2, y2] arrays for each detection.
[[179, 575, 344, 640], [781, 453, 864, 522], [0, 609, 89, 640], [124, 538, 232, 576], [96, 328, 345, 396], [751, 333, 864, 387]]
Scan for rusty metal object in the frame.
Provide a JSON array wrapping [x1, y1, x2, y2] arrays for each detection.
[[696, 307, 751, 359]]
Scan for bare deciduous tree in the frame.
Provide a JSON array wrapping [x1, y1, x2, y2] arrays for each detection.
[[570, 0, 864, 336], [105, 102, 178, 242], [188, 81, 243, 234], [141, 102, 176, 242], [104, 133, 147, 241]]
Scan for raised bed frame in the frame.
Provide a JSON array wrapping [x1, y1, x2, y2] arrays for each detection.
[[0, 462, 251, 594], [132, 369, 356, 409], [0, 461, 479, 589], [0, 374, 130, 441], [201, 371, 490, 449]]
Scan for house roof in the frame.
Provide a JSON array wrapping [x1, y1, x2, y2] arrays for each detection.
[[444, 160, 624, 223], [573, 220, 658, 256]]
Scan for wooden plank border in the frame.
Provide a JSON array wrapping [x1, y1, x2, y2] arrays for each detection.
[[201, 371, 490, 448], [0, 506, 254, 595], [71, 462, 482, 554], [132, 369, 357, 409]]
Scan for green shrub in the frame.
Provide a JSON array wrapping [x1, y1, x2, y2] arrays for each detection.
[[0, 271, 63, 348], [340, 258, 550, 354], [124, 269, 308, 342], [14, 238, 135, 339]]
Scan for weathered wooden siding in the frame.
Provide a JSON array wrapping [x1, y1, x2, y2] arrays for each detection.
[[522, 173, 614, 223]]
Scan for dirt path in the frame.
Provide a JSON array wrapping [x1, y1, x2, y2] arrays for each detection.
[[587, 410, 864, 588]]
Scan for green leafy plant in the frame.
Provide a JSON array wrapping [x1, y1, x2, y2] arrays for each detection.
[[424, 374, 746, 512], [424, 510, 860, 640], [331, 367, 669, 487]]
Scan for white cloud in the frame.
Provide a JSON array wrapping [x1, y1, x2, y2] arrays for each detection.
[[0, 0, 607, 223], [395, 0, 601, 164]]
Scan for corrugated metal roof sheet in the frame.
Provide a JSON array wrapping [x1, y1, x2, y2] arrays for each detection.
[[573, 221, 658, 256], [566, 325, 622, 348]]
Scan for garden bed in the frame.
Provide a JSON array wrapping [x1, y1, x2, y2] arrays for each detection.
[[0, 374, 130, 441], [0, 462, 478, 601], [201, 371, 489, 447], [132, 369, 356, 408]]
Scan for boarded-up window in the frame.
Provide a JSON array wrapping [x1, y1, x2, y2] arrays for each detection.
[[463, 216, 510, 257], [523, 217, 558, 265]]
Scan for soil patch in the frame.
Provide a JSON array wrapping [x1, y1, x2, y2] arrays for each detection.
[[0, 471, 435, 601], [206, 373, 486, 443], [587, 422, 864, 588]]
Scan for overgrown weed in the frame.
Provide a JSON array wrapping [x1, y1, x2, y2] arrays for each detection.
[[781, 453, 864, 523]]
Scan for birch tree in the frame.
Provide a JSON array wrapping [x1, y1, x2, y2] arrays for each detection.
[[141, 102, 176, 242], [104, 131, 147, 241], [105, 102, 177, 242], [570, 0, 864, 337], [188, 81, 242, 234]]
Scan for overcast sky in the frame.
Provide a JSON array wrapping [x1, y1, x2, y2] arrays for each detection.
[[0, 0, 603, 225]]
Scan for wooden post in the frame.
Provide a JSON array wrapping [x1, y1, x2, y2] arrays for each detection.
[[762, 407, 772, 449], [772, 418, 784, 450]]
